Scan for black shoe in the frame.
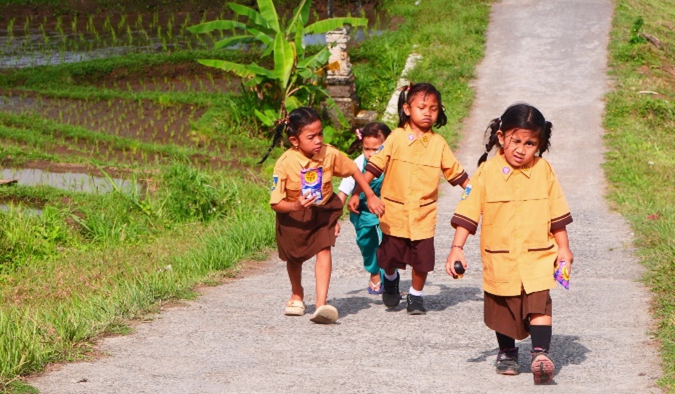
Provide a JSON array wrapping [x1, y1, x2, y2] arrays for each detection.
[[382, 272, 400, 308], [406, 294, 426, 315], [495, 347, 520, 375]]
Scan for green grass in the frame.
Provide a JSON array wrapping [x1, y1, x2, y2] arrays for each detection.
[[604, 0, 675, 390], [351, 0, 492, 147], [0, 0, 494, 390]]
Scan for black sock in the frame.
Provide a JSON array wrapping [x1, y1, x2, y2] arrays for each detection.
[[496, 331, 516, 350], [530, 325, 552, 352]]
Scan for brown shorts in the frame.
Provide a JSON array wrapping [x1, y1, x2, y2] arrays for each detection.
[[275, 193, 343, 264], [376, 233, 435, 273], [484, 289, 552, 340]]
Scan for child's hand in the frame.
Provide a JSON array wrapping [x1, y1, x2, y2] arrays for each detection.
[[335, 222, 341, 237], [445, 248, 467, 278], [556, 246, 574, 274], [366, 195, 384, 217], [294, 191, 317, 211], [347, 194, 360, 214]]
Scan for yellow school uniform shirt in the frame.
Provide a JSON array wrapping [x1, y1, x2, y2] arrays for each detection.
[[365, 126, 467, 241], [451, 152, 573, 296], [270, 144, 358, 205]]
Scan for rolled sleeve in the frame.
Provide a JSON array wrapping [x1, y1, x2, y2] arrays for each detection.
[[451, 167, 483, 234], [548, 169, 573, 231], [441, 142, 468, 186]]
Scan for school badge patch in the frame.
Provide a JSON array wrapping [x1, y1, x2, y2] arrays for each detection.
[[271, 175, 279, 191], [461, 184, 472, 200]]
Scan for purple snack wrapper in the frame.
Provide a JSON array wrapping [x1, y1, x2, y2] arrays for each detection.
[[554, 260, 570, 290], [301, 167, 323, 204]]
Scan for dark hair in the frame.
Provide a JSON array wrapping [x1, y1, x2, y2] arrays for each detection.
[[258, 107, 321, 164], [397, 82, 447, 129], [346, 122, 392, 154], [477, 103, 553, 166]]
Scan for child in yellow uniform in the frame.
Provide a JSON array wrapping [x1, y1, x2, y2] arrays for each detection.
[[446, 103, 574, 384], [261, 107, 383, 324], [349, 83, 469, 315]]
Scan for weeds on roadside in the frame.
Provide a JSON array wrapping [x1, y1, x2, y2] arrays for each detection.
[[605, 0, 675, 389]]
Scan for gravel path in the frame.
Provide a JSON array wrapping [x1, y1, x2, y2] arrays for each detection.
[[31, 1, 663, 392]]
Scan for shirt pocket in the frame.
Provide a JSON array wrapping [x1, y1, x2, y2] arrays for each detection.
[[415, 199, 437, 228], [381, 195, 404, 228], [482, 224, 511, 283], [522, 195, 551, 247]]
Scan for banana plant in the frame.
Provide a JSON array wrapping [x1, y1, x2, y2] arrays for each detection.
[[188, 0, 367, 126]]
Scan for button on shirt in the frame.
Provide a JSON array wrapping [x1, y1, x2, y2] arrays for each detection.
[[270, 144, 358, 205], [451, 152, 573, 296], [365, 126, 467, 241]]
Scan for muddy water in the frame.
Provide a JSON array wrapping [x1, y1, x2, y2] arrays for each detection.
[[1, 168, 132, 193]]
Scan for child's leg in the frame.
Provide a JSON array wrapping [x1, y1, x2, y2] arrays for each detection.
[[495, 331, 519, 375], [356, 225, 383, 284], [286, 262, 304, 302], [314, 246, 332, 307], [411, 268, 427, 292], [529, 313, 554, 384], [530, 314, 552, 351]]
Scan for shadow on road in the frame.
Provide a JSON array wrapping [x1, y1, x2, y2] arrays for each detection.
[[426, 284, 483, 312], [466, 335, 590, 378]]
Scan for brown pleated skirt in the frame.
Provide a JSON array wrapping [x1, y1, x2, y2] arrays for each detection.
[[484, 289, 552, 340], [275, 193, 343, 264]]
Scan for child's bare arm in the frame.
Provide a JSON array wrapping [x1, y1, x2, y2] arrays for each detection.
[[337, 191, 349, 205], [271, 192, 317, 213], [445, 226, 471, 277], [553, 228, 574, 272], [350, 171, 383, 216]]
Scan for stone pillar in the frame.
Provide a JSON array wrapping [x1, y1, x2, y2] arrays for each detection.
[[325, 27, 360, 124]]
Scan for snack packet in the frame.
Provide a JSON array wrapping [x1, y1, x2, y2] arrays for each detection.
[[301, 167, 323, 204], [554, 260, 570, 290]]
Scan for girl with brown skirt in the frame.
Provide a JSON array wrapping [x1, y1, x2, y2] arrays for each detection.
[[445, 103, 574, 384], [260, 107, 384, 324]]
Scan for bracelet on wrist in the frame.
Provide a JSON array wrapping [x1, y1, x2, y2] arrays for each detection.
[[452, 245, 464, 250]]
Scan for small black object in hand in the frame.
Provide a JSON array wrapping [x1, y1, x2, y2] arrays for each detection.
[[454, 261, 465, 275]]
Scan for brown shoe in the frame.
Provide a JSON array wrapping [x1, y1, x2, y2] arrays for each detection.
[[496, 348, 520, 375]]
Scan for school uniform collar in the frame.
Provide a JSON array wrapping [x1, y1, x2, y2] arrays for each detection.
[[496, 150, 533, 180], [404, 124, 433, 147], [290, 144, 327, 167]]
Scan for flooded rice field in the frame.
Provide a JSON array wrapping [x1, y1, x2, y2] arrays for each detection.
[[0, 10, 388, 68], [0, 92, 206, 145], [1, 167, 132, 193]]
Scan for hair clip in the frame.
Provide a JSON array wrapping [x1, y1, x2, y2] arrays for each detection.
[[355, 128, 363, 140]]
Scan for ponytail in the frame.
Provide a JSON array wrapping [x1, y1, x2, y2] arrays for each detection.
[[257, 107, 322, 165], [346, 128, 363, 154], [258, 122, 287, 165], [477, 117, 501, 166], [397, 83, 412, 128], [538, 121, 553, 157]]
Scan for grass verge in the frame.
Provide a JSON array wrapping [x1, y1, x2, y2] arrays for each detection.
[[604, 0, 675, 389]]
